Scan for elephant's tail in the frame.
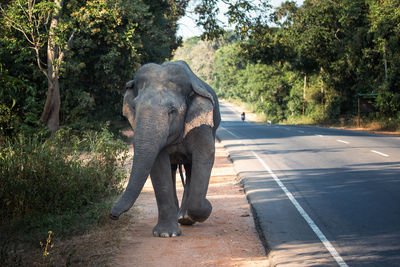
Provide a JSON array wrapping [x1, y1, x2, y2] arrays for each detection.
[[178, 164, 185, 186]]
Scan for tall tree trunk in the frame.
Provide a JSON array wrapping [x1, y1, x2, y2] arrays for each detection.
[[40, 0, 63, 133], [320, 67, 325, 115], [40, 44, 61, 133], [44, 76, 60, 133], [303, 73, 307, 116], [383, 41, 388, 81]]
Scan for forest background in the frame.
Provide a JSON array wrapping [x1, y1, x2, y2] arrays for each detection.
[[175, 0, 400, 128], [0, 0, 399, 264]]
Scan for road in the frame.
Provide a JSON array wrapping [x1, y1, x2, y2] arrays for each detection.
[[216, 102, 400, 266]]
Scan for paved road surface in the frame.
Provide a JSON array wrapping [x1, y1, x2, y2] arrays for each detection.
[[216, 102, 400, 266]]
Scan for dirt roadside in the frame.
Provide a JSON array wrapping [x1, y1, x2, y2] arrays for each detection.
[[3, 130, 268, 266], [110, 141, 269, 266]]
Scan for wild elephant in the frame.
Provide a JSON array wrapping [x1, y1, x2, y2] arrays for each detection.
[[110, 61, 220, 237]]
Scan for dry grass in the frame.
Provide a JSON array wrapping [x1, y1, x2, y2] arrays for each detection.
[[3, 202, 141, 266]]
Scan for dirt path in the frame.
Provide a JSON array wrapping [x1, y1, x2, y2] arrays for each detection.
[[111, 141, 269, 266]]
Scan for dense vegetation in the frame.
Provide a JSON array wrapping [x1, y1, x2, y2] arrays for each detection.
[[175, 0, 400, 129], [0, 0, 187, 135], [0, 127, 128, 235]]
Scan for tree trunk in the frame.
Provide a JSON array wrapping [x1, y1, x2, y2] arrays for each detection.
[[320, 67, 325, 115], [39, 67, 61, 133], [303, 73, 307, 116], [45, 77, 60, 133], [40, 0, 63, 133], [383, 41, 388, 81]]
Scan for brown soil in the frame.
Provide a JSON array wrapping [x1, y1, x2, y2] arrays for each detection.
[[111, 141, 269, 266]]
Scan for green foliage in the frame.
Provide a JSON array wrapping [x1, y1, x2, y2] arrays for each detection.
[[212, 42, 246, 97], [193, 0, 270, 40], [0, 126, 128, 234], [62, 0, 187, 122], [200, 0, 399, 128], [214, 51, 303, 122], [174, 35, 234, 85], [0, 64, 43, 136], [269, 0, 399, 123], [0, 0, 187, 134]]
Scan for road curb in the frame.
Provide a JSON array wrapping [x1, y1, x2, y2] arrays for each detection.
[[216, 132, 271, 257]]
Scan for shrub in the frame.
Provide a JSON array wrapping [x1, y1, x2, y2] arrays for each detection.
[[0, 126, 128, 231]]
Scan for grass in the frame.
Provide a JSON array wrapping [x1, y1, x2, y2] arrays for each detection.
[[0, 125, 129, 266]]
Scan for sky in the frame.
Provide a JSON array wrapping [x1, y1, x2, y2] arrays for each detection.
[[177, 0, 304, 39]]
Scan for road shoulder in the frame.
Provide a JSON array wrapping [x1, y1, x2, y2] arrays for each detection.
[[111, 141, 269, 266]]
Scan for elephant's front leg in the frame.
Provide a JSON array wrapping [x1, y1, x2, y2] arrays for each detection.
[[181, 126, 215, 223], [150, 150, 181, 237]]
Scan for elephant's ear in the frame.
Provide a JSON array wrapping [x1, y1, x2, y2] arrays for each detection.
[[183, 63, 217, 137], [184, 86, 215, 138], [175, 60, 215, 106], [123, 80, 136, 130]]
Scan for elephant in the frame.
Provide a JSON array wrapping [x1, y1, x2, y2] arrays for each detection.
[[109, 60, 221, 238]]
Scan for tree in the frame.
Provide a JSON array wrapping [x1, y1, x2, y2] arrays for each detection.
[[261, 0, 376, 116], [369, 0, 400, 117], [62, 0, 188, 123], [1, 0, 188, 133], [193, 0, 271, 40], [173, 34, 234, 85], [1, 0, 75, 132], [212, 42, 246, 97]]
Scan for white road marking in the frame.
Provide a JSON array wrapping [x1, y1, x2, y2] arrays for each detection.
[[298, 130, 305, 133], [222, 127, 348, 267], [337, 139, 349, 144], [371, 150, 389, 157], [223, 128, 240, 139], [251, 151, 348, 267], [315, 134, 324, 137]]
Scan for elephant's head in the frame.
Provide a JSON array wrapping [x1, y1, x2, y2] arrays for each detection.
[[110, 61, 218, 219]]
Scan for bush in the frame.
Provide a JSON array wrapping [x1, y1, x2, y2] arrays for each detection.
[[0, 65, 43, 137], [0, 126, 128, 233]]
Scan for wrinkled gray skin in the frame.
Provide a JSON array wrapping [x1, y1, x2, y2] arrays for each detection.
[[110, 61, 220, 238]]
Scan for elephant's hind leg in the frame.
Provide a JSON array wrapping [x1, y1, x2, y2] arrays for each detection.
[[150, 151, 181, 237], [178, 164, 196, 225], [171, 164, 179, 212]]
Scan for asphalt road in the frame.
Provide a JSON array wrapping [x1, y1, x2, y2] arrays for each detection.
[[216, 102, 400, 267]]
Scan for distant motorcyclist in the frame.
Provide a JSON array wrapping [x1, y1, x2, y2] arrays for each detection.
[[241, 112, 245, 122]]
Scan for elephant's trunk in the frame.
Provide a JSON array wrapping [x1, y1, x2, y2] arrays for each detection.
[[110, 115, 167, 219]]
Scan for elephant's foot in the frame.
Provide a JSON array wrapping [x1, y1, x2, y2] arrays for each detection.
[[153, 221, 182, 238], [178, 213, 196, 225], [180, 199, 212, 224]]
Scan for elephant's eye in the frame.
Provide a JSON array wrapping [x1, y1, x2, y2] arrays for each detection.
[[168, 107, 178, 115]]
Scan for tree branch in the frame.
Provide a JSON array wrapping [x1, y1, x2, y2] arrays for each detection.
[[34, 47, 49, 80], [57, 30, 75, 67]]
